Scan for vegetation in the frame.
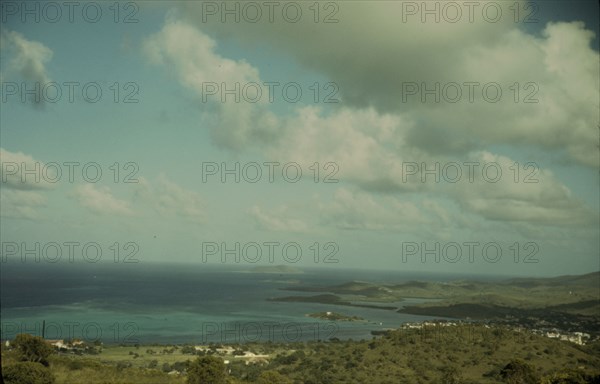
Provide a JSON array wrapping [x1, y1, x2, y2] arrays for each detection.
[[187, 356, 227, 384], [277, 272, 600, 336], [2, 361, 55, 384], [3, 324, 600, 384], [2, 334, 57, 384], [255, 370, 293, 384], [499, 359, 538, 384], [306, 311, 364, 321], [12, 333, 54, 366], [2, 271, 597, 383]]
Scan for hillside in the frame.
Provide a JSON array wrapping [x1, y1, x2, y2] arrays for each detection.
[[3, 324, 600, 383], [275, 271, 600, 336]]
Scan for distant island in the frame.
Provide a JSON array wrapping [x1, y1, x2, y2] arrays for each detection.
[[306, 311, 365, 322], [268, 294, 397, 310], [245, 265, 304, 274], [271, 272, 600, 336]]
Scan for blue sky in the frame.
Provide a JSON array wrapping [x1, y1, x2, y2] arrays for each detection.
[[1, 1, 598, 277]]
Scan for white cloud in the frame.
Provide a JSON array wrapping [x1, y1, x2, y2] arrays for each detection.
[[422, 199, 451, 225], [248, 205, 308, 232], [142, 17, 598, 233], [177, 3, 599, 168], [0, 189, 46, 220], [0, 148, 56, 220], [319, 188, 427, 232], [448, 152, 596, 226], [0, 29, 53, 105], [72, 184, 133, 216], [267, 106, 425, 193], [0, 148, 56, 190], [143, 18, 280, 150], [133, 175, 206, 224]]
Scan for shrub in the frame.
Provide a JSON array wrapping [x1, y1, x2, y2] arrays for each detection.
[[256, 370, 293, 384], [187, 356, 227, 384], [499, 359, 538, 384], [181, 345, 196, 354], [116, 361, 132, 371], [2, 362, 55, 384], [12, 334, 54, 366]]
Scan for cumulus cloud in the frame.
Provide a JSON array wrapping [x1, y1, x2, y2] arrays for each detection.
[[0, 148, 56, 220], [73, 184, 133, 216], [142, 15, 597, 232], [248, 205, 308, 232], [72, 184, 134, 216], [0, 29, 53, 106], [0, 148, 56, 190], [267, 106, 425, 193], [447, 152, 596, 226], [143, 18, 280, 149], [269, 110, 594, 227], [177, 2, 599, 168]]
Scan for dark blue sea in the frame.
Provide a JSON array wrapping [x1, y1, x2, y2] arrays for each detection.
[[0, 262, 497, 345]]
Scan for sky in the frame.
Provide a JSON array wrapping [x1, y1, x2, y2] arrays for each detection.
[[0, 0, 598, 277]]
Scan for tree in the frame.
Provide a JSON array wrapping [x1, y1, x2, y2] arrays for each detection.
[[500, 359, 538, 384], [256, 370, 293, 384], [2, 362, 55, 384], [12, 334, 54, 367], [187, 356, 227, 384]]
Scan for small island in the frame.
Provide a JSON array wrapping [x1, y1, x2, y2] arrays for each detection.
[[306, 311, 365, 322]]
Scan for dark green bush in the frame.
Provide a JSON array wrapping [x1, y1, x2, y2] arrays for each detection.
[[2, 361, 55, 384]]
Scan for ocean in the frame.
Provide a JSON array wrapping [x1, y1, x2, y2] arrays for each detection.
[[0, 262, 491, 345]]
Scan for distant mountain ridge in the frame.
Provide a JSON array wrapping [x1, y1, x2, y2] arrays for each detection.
[[248, 265, 304, 274]]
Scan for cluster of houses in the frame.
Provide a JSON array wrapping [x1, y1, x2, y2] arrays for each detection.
[[193, 345, 270, 365], [532, 329, 591, 345], [3, 338, 94, 353], [401, 320, 459, 329], [46, 338, 99, 353], [46, 339, 85, 350], [398, 319, 595, 346]]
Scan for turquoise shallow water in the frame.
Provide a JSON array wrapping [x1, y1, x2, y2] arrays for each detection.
[[0, 263, 474, 344]]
